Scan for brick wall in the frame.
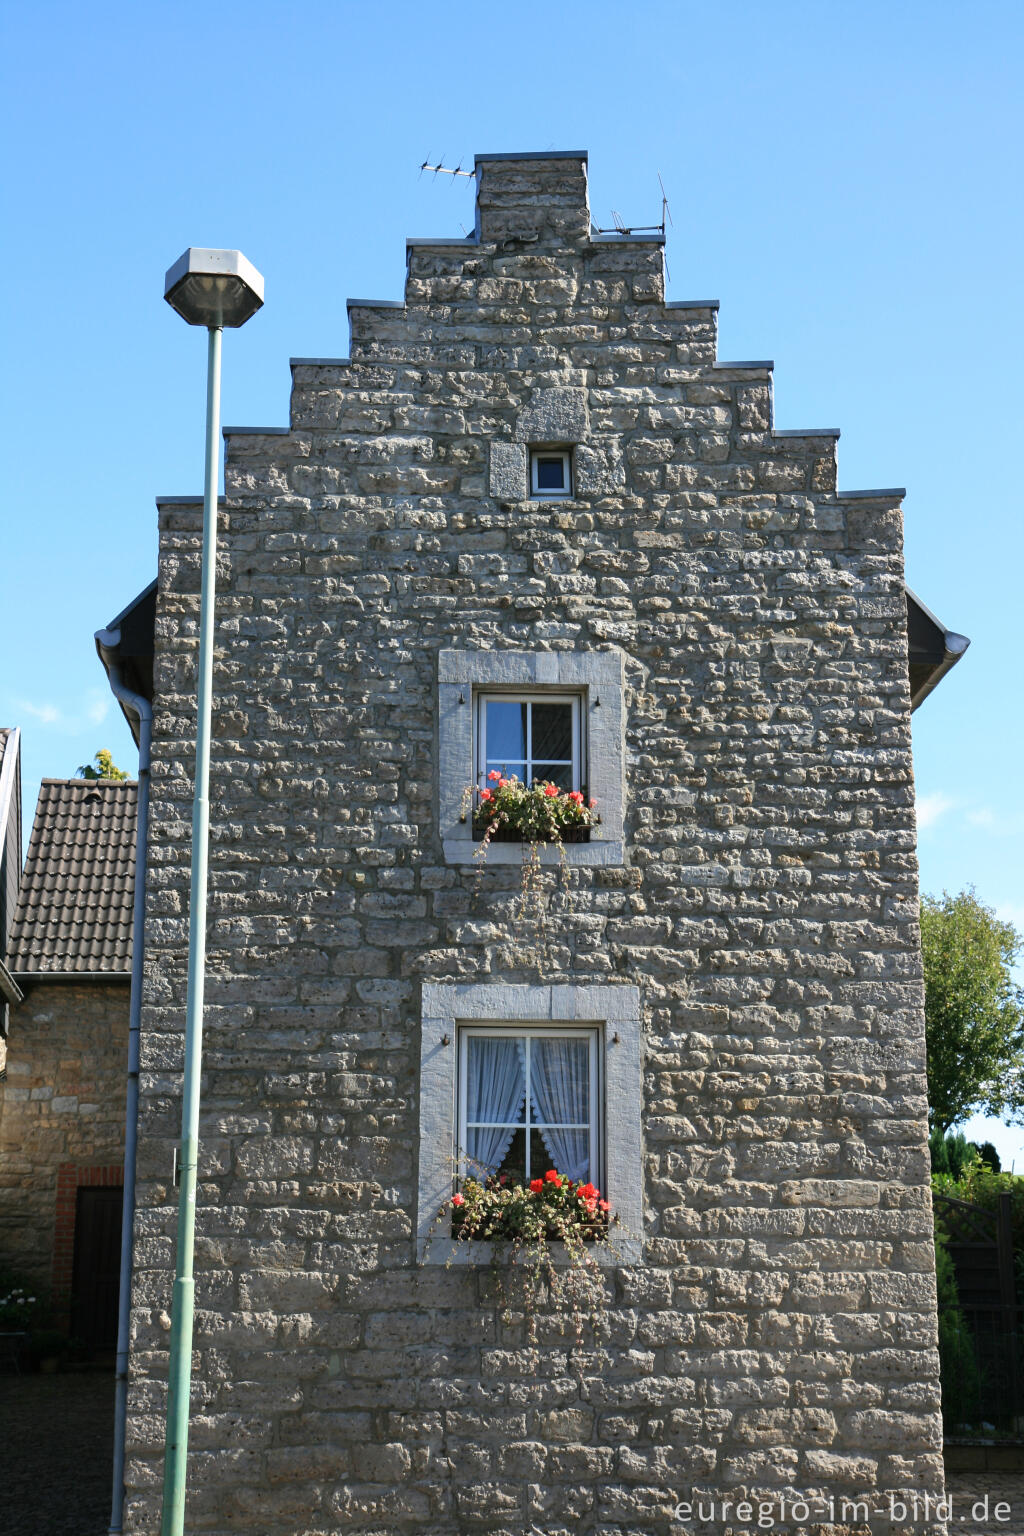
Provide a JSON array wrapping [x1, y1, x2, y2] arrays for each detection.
[[124, 153, 942, 1534]]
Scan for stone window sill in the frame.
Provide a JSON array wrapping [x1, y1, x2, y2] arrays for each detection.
[[424, 1236, 624, 1267], [442, 838, 624, 867]]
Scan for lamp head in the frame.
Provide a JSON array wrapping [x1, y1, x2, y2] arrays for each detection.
[[164, 248, 264, 328]]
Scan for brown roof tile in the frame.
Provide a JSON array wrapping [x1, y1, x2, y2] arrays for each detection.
[[8, 779, 137, 974]]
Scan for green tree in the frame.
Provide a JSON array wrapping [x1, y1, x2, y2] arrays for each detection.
[[76, 748, 129, 782], [923, 888, 1024, 1134]]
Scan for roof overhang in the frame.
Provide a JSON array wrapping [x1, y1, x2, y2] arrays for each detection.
[[95, 579, 156, 746], [907, 588, 971, 711], [0, 957, 22, 1006]]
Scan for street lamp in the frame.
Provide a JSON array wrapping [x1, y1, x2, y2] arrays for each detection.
[[160, 248, 263, 1536]]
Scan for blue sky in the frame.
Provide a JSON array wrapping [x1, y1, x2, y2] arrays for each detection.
[[2, 1, 1022, 1149]]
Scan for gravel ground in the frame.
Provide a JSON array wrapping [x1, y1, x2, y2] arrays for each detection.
[[944, 1474, 1024, 1532], [0, 1371, 115, 1536]]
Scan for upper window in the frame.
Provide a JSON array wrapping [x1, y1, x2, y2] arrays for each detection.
[[477, 693, 582, 793], [458, 1026, 600, 1186], [437, 648, 626, 867], [530, 448, 572, 499]]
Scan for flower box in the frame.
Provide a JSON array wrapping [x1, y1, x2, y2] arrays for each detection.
[[472, 820, 592, 844], [448, 1172, 610, 1246]]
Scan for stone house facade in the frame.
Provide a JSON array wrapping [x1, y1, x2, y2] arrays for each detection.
[[121, 151, 962, 1533], [0, 776, 135, 1345]]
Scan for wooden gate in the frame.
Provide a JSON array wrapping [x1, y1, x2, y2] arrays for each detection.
[[70, 1185, 123, 1349]]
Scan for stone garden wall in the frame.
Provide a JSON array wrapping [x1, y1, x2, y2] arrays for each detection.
[[0, 981, 128, 1294], [124, 153, 943, 1534]]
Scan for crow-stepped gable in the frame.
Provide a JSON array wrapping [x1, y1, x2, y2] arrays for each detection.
[[122, 151, 949, 1535]]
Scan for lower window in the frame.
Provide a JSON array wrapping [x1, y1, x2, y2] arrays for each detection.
[[418, 983, 642, 1264], [459, 1026, 600, 1186]]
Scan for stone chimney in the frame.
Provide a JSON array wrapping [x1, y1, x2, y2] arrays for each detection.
[[474, 151, 590, 245]]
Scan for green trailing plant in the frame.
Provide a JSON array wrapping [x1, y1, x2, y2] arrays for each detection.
[[461, 774, 598, 929], [432, 1166, 615, 1357]]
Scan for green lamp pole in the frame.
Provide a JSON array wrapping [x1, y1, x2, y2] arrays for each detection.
[[160, 249, 264, 1536]]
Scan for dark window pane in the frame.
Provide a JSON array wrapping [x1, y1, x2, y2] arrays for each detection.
[[531, 702, 572, 762], [485, 700, 526, 761], [535, 456, 566, 490], [532, 763, 573, 790], [534, 1127, 589, 1183], [494, 1127, 527, 1184]]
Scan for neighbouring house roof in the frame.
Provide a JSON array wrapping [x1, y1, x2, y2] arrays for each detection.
[[7, 779, 137, 978]]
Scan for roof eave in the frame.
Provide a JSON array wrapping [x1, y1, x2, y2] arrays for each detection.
[[0, 956, 23, 1005], [907, 586, 971, 712]]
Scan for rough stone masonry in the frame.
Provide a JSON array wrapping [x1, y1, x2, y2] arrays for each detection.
[[124, 152, 944, 1534]]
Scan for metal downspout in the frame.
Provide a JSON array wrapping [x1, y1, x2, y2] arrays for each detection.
[[95, 632, 152, 1536]]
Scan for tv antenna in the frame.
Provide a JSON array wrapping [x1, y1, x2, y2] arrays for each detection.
[[594, 171, 673, 239], [419, 155, 474, 182]]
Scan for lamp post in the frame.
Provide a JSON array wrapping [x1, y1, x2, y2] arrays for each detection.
[[160, 249, 264, 1536]]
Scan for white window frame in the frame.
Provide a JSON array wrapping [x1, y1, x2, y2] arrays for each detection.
[[530, 447, 573, 499], [418, 983, 643, 1266], [476, 692, 583, 793], [458, 1024, 601, 1187], [438, 649, 626, 867]]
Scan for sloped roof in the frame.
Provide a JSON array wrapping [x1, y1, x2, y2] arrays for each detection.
[[8, 779, 137, 976]]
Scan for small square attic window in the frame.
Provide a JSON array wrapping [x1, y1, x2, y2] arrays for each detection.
[[530, 448, 572, 499]]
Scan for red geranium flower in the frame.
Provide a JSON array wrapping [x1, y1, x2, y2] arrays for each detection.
[[598, 1199, 610, 1212], [479, 789, 493, 802], [543, 784, 559, 797], [452, 1193, 465, 1206], [579, 1182, 597, 1199], [568, 790, 584, 805], [487, 770, 502, 781], [544, 1169, 561, 1184], [529, 1177, 544, 1194]]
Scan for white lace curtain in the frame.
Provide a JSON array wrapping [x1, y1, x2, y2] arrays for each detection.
[[464, 1034, 591, 1183], [531, 1038, 590, 1181], [465, 1037, 526, 1174]]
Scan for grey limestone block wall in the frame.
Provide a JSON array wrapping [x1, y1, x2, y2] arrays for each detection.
[[124, 153, 942, 1534]]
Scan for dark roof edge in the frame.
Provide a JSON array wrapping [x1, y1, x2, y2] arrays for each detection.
[[838, 487, 907, 501], [102, 578, 158, 637], [32, 777, 138, 789], [713, 360, 774, 373], [907, 586, 971, 711], [774, 428, 841, 440], [223, 426, 290, 437], [475, 150, 589, 165], [0, 956, 22, 1005], [12, 970, 131, 985]]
